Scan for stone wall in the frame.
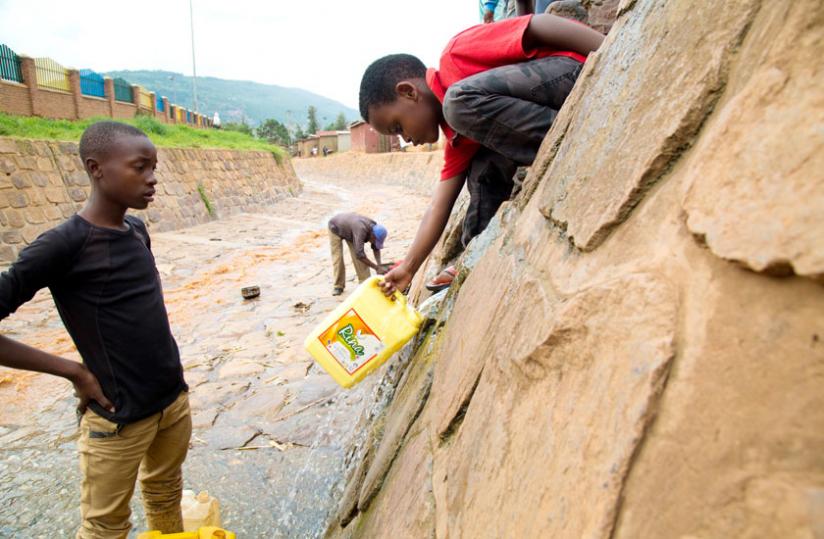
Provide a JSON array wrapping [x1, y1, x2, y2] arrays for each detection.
[[0, 137, 300, 263], [328, 1, 824, 537], [292, 151, 443, 196]]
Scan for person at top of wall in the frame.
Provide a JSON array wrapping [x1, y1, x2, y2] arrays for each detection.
[[358, 14, 604, 296], [328, 212, 389, 296], [0, 121, 191, 537], [480, 0, 533, 23]]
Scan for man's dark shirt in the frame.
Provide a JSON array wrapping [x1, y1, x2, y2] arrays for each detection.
[[328, 213, 378, 259], [0, 214, 187, 424]]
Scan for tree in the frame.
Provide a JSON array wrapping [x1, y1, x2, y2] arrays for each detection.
[[294, 125, 306, 141], [333, 112, 347, 131], [256, 118, 291, 146], [306, 106, 319, 135]]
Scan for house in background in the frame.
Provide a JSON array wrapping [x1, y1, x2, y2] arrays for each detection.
[[336, 130, 351, 152], [297, 130, 353, 157], [349, 120, 399, 153], [297, 135, 319, 158], [317, 130, 338, 154]]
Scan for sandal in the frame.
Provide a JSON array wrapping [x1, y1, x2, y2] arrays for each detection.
[[425, 266, 457, 292]]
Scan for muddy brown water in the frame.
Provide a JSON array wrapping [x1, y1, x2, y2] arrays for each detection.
[[0, 174, 429, 538]]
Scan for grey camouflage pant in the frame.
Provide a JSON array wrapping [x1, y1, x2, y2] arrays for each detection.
[[443, 55, 583, 245]]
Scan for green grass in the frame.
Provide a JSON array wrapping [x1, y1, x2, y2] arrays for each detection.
[[0, 113, 286, 159], [196, 183, 215, 216]]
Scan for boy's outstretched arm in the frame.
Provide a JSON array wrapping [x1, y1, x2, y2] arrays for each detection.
[[380, 174, 466, 296], [523, 13, 605, 55], [0, 336, 114, 413]]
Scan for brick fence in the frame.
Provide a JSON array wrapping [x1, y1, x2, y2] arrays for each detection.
[[0, 136, 301, 263], [0, 55, 210, 127]]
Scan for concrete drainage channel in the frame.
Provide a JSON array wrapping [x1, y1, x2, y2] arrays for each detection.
[[0, 168, 431, 537]]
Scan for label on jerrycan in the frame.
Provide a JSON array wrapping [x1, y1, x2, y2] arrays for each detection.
[[319, 308, 385, 374]]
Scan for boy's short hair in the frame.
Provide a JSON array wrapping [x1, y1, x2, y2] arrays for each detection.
[[359, 54, 427, 122], [79, 121, 148, 163]]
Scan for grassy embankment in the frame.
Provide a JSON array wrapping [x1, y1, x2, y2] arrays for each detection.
[[0, 113, 285, 162]]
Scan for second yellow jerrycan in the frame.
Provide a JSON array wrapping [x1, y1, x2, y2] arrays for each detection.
[[180, 490, 221, 531], [304, 276, 424, 388], [137, 527, 235, 539]]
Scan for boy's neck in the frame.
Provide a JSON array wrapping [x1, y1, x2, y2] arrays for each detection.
[[414, 79, 445, 124], [78, 193, 129, 231]]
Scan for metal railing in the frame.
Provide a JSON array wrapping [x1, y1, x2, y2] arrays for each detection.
[[0, 44, 23, 83], [113, 77, 133, 103], [34, 57, 70, 92], [137, 86, 153, 109], [1, 43, 215, 128], [79, 69, 105, 97]]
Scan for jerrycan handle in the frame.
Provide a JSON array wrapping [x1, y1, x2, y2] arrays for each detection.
[[374, 276, 408, 306], [376, 277, 424, 326]]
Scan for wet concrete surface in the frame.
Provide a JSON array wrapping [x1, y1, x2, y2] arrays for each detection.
[[0, 175, 429, 537]]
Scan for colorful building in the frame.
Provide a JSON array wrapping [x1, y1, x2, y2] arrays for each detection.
[[349, 121, 399, 153]]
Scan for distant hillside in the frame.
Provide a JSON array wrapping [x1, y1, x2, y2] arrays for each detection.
[[105, 70, 359, 128]]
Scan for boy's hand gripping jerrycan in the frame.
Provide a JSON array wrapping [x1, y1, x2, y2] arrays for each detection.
[[304, 276, 424, 388]]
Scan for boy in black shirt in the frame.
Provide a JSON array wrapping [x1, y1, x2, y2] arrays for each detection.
[[0, 121, 190, 537]]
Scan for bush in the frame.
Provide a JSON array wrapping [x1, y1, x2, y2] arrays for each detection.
[[223, 122, 253, 136], [133, 116, 169, 136]]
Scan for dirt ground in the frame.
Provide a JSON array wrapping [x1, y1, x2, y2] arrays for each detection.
[[0, 173, 429, 537]]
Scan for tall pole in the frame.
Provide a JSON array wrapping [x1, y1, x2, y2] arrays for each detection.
[[189, 0, 199, 113]]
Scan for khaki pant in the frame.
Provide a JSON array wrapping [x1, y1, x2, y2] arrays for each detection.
[[76, 391, 192, 539], [329, 229, 371, 289]]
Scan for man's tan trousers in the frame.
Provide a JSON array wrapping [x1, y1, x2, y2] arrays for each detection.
[[329, 229, 371, 289]]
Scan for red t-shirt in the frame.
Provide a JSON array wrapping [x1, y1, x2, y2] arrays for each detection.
[[427, 15, 587, 180]]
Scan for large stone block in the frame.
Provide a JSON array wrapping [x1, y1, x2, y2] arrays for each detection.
[[36, 157, 55, 172], [6, 191, 28, 209], [21, 224, 46, 244], [438, 273, 678, 538], [59, 203, 77, 218], [0, 139, 18, 154], [42, 205, 62, 221], [681, 0, 824, 282], [10, 172, 31, 189], [0, 157, 15, 175], [68, 188, 87, 202], [24, 208, 45, 225], [44, 188, 68, 204], [358, 355, 435, 511], [0, 244, 17, 263], [536, 0, 760, 251], [29, 172, 49, 188], [613, 262, 824, 537], [348, 423, 435, 538], [2, 230, 22, 244], [68, 171, 90, 186], [13, 156, 37, 171]]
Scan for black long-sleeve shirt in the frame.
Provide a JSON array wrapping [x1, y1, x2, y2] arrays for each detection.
[[0, 214, 186, 424]]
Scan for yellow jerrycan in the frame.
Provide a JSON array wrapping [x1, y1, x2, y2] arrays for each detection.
[[137, 527, 235, 539], [304, 276, 424, 388]]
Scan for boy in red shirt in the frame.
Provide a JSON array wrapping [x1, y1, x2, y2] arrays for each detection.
[[359, 14, 604, 295]]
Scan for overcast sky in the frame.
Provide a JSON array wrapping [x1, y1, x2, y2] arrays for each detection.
[[0, 0, 480, 110]]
